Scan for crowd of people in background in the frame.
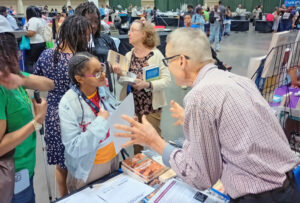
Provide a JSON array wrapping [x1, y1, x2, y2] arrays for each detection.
[[251, 3, 300, 32], [2, 2, 300, 52]]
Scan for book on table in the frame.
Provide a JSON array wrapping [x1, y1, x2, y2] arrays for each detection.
[[121, 153, 168, 183]]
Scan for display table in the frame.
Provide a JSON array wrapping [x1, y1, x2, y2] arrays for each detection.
[[255, 20, 273, 33], [115, 31, 169, 56], [119, 14, 128, 24], [156, 16, 180, 27], [52, 150, 229, 203], [231, 20, 250, 32], [232, 15, 249, 20]]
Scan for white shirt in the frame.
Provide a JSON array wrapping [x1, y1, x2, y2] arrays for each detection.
[[132, 8, 138, 17], [101, 20, 110, 34], [27, 17, 46, 44], [105, 8, 110, 15]]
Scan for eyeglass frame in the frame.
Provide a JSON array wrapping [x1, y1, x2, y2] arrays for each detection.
[[162, 55, 190, 67], [84, 62, 106, 79]]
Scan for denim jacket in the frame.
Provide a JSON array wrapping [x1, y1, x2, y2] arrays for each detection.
[[59, 86, 120, 181], [192, 14, 205, 31]]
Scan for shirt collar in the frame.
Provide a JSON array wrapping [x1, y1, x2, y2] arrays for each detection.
[[97, 86, 106, 99], [192, 63, 217, 87]]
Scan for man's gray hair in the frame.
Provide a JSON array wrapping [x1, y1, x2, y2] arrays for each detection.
[[167, 28, 213, 64]]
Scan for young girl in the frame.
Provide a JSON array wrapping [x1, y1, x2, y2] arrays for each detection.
[[59, 52, 119, 192]]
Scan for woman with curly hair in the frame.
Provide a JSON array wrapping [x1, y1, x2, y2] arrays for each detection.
[[113, 20, 171, 154]]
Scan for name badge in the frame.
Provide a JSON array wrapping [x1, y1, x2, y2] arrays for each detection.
[[14, 169, 30, 194]]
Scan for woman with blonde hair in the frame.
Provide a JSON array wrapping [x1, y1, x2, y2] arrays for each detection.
[[113, 20, 171, 154]]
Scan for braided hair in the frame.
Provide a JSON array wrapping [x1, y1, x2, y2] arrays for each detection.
[[54, 15, 92, 63], [75, 1, 101, 38], [68, 52, 95, 86], [0, 33, 20, 75]]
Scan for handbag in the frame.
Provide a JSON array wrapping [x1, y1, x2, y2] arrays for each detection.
[[19, 36, 30, 50], [0, 150, 15, 203]]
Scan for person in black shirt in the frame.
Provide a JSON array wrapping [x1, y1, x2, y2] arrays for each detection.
[[75, 2, 118, 92], [75, 2, 117, 62], [185, 5, 194, 16]]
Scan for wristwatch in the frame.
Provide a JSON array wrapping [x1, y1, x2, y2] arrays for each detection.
[[31, 120, 42, 131]]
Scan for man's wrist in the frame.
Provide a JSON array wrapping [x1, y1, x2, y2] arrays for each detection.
[[150, 137, 167, 155]]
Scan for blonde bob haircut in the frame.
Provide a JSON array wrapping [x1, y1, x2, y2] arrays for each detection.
[[167, 28, 214, 64], [133, 20, 160, 49]]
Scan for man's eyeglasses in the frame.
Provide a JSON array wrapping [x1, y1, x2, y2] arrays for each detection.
[[84, 63, 106, 79], [162, 55, 190, 67]]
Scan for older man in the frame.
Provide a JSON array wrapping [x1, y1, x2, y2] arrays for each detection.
[[114, 28, 300, 203]]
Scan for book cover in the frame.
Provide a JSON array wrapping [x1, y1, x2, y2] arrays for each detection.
[[143, 65, 160, 82], [107, 50, 129, 72], [122, 153, 167, 183]]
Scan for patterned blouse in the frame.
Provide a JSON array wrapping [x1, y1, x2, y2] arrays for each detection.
[[129, 51, 161, 115]]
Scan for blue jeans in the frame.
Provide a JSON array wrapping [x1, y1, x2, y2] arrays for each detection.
[[11, 177, 35, 203], [219, 23, 224, 41], [224, 23, 231, 35], [209, 21, 221, 51], [128, 14, 132, 24]]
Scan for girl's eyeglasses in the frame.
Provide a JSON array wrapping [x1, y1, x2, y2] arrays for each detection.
[[84, 63, 106, 79]]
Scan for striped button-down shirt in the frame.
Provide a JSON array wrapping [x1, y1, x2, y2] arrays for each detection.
[[162, 63, 300, 198]]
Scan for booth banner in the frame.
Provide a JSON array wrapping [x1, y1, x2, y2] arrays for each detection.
[[285, 0, 300, 7]]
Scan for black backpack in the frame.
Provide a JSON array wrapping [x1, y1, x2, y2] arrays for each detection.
[[209, 11, 215, 24]]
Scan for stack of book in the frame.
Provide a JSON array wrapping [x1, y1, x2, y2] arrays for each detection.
[[122, 153, 168, 184]]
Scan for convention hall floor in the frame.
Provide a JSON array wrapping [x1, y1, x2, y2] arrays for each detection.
[[34, 26, 274, 202]]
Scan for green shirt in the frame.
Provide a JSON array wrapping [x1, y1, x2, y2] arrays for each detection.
[[0, 74, 36, 177], [204, 11, 209, 22]]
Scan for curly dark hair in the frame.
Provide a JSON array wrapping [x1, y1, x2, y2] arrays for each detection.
[[0, 33, 20, 75], [26, 6, 42, 20], [75, 1, 101, 38], [68, 51, 96, 86], [54, 15, 92, 63]]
